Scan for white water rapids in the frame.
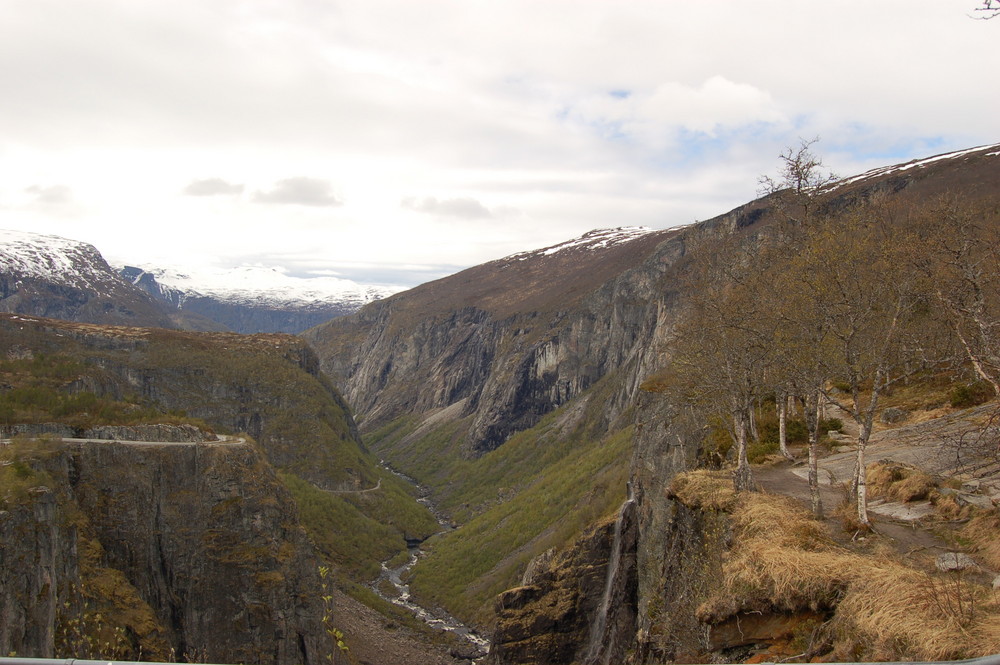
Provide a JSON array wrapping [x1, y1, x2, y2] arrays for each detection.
[[373, 462, 491, 656]]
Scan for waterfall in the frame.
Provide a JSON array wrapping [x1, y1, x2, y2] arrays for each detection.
[[582, 481, 636, 665]]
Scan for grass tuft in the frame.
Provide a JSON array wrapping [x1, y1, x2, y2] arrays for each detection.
[[667, 470, 737, 511], [698, 490, 1000, 660]]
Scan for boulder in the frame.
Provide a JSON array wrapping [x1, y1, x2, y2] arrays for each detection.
[[936, 552, 979, 572], [880, 407, 908, 424]]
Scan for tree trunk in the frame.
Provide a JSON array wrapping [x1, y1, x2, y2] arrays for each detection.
[[804, 390, 823, 518], [777, 393, 793, 460], [855, 421, 871, 527], [732, 411, 755, 492]]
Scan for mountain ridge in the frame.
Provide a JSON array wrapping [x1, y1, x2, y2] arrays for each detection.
[[0, 228, 405, 334]]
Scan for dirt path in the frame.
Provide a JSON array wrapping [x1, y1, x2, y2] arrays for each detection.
[[754, 402, 1000, 568]]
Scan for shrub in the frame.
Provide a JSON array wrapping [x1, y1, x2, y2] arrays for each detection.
[[949, 381, 995, 408], [748, 438, 778, 463], [820, 417, 843, 432], [758, 416, 808, 445]]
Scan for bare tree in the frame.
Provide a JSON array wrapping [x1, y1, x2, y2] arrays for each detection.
[[973, 0, 1000, 19], [758, 137, 839, 226], [808, 199, 935, 526], [768, 237, 835, 519], [916, 198, 1000, 395], [666, 233, 777, 492]]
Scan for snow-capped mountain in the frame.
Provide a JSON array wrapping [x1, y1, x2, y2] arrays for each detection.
[[1, 229, 127, 292], [0, 228, 404, 333], [119, 264, 405, 334], [0, 229, 175, 328], [121, 264, 403, 311], [826, 142, 1000, 192]]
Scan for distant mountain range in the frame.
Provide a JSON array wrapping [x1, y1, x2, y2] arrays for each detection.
[[119, 263, 404, 333], [0, 228, 404, 334]]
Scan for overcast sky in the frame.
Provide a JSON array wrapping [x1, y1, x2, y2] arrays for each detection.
[[1, 1, 997, 286]]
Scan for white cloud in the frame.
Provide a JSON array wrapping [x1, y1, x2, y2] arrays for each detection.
[[25, 184, 73, 205], [401, 196, 493, 219], [184, 178, 245, 196], [253, 178, 343, 207]]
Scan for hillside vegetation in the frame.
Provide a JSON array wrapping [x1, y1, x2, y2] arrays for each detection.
[[0, 314, 438, 590]]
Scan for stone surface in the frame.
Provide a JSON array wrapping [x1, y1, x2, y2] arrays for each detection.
[[867, 499, 936, 522], [936, 552, 979, 572]]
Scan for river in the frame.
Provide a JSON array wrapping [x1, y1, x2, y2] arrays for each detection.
[[373, 462, 491, 657]]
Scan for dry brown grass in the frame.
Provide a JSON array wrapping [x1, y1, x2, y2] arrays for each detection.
[[866, 461, 937, 503], [962, 513, 1000, 570], [698, 494, 863, 621], [697, 490, 1000, 660], [830, 563, 997, 660], [933, 492, 975, 521], [667, 469, 737, 511]]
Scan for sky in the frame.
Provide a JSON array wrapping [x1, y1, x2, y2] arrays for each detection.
[[1, 1, 997, 287]]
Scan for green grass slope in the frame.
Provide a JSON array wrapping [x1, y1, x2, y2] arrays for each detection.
[[367, 375, 634, 626]]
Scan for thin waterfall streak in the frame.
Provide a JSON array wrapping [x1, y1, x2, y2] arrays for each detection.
[[583, 481, 635, 665]]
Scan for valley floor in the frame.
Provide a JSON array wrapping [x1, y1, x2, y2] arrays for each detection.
[[331, 588, 472, 665]]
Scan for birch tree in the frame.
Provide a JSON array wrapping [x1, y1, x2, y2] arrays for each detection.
[[666, 233, 777, 492], [805, 199, 932, 526], [767, 235, 836, 518], [917, 198, 1000, 395]]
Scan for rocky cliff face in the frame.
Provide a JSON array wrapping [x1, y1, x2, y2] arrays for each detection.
[[0, 436, 333, 663], [486, 388, 711, 665], [488, 493, 638, 665], [305, 228, 687, 455], [0, 491, 69, 657]]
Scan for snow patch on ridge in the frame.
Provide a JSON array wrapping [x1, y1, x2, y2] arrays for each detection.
[[827, 142, 1000, 192], [503, 226, 656, 263]]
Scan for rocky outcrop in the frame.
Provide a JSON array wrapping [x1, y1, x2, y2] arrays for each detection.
[[1, 438, 333, 664], [488, 501, 637, 665]]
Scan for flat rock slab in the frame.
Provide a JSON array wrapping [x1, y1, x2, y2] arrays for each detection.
[[866, 499, 936, 522], [794, 403, 1000, 490]]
